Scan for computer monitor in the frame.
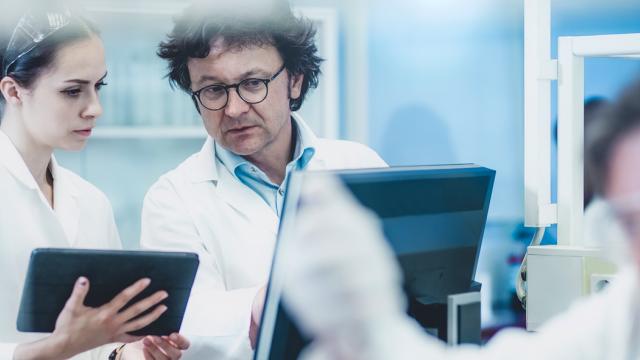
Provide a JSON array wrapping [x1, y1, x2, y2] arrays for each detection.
[[255, 164, 496, 360]]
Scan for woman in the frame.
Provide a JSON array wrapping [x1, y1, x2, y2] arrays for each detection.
[[0, 6, 189, 360]]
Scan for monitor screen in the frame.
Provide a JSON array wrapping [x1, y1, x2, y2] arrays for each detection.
[[255, 164, 495, 360]]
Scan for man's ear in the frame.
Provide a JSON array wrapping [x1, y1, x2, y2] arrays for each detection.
[[289, 73, 304, 100], [0, 77, 24, 107]]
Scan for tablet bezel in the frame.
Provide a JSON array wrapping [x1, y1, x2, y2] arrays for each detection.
[[17, 248, 199, 336]]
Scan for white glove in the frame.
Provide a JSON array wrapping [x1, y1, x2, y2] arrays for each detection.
[[280, 174, 410, 358]]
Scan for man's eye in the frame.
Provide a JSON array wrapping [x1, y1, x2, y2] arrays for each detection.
[[203, 86, 226, 98], [242, 79, 263, 89]]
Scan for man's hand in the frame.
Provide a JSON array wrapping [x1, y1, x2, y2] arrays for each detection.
[[121, 333, 190, 359], [249, 285, 267, 349]]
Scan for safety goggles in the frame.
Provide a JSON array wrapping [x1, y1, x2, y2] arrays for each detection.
[[2, 8, 73, 77]]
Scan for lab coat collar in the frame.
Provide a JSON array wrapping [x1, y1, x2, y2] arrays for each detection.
[[190, 136, 220, 184], [186, 113, 327, 233], [189, 113, 326, 183], [216, 160, 279, 234], [291, 112, 327, 169], [187, 135, 277, 233], [0, 130, 79, 245], [0, 129, 39, 190], [214, 113, 318, 182]]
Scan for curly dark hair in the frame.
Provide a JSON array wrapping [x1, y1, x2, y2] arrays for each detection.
[[585, 79, 640, 196], [157, 0, 323, 112]]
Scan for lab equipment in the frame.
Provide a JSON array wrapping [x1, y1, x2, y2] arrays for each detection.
[[522, 0, 639, 328]]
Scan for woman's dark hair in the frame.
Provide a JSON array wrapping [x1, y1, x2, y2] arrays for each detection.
[[585, 80, 640, 196], [157, 0, 323, 112], [0, 10, 99, 112]]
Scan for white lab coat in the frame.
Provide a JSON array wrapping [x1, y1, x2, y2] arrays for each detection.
[[583, 197, 631, 264], [0, 130, 121, 359], [140, 114, 387, 359]]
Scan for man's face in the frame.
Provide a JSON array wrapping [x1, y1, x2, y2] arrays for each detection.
[[187, 40, 303, 157], [605, 126, 640, 267]]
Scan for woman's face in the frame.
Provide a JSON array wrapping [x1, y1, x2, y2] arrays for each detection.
[[18, 35, 107, 151]]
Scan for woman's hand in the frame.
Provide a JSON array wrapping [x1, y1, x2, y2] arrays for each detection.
[[14, 276, 168, 360], [53, 276, 168, 357], [120, 333, 191, 359]]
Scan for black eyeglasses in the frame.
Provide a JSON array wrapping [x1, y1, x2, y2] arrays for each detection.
[[191, 64, 286, 111]]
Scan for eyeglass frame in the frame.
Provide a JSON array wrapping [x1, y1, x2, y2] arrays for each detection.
[[190, 64, 287, 111]]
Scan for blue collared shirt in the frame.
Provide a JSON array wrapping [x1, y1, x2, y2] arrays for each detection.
[[215, 117, 316, 217]]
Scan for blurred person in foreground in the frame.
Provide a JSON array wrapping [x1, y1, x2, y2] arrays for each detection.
[[282, 79, 640, 359]]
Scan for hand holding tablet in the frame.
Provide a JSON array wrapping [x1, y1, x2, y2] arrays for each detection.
[[44, 276, 169, 357], [17, 248, 199, 339]]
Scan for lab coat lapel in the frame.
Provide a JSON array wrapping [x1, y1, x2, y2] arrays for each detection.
[[0, 130, 39, 191], [50, 156, 80, 246], [292, 113, 326, 171], [305, 141, 328, 170], [215, 161, 279, 236], [190, 137, 279, 236], [0, 132, 76, 246], [306, 154, 327, 170]]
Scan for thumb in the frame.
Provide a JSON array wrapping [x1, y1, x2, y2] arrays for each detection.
[[169, 333, 191, 350], [64, 276, 90, 310]]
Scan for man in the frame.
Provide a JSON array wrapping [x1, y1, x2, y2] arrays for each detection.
[[140, 1, 386, 358], [282, 79, 640, 359]]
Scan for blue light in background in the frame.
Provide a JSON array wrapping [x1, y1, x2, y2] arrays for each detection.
[[366, 0, 640, 222]]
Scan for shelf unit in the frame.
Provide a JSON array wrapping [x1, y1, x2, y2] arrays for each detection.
[[91, 126, 206, 139]]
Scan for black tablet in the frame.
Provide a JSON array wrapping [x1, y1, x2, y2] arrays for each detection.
[[17, 248, 199, 336]]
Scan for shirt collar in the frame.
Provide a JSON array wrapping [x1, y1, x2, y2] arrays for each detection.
[[215, 115, 317, 178]]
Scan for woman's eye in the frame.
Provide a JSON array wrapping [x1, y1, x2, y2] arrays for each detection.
[[96, 81, 108, 91], [63, 88, 81, 97]]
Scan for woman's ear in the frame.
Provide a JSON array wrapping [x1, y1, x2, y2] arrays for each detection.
[[0, 77, 23, 107]]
